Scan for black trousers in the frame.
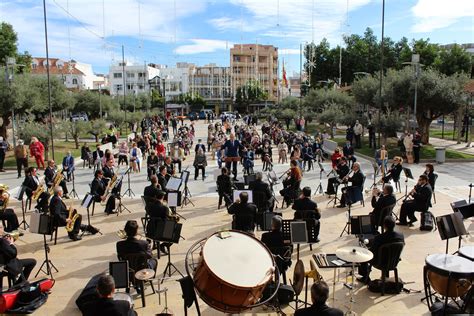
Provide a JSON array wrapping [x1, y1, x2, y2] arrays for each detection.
[[0, 151, 5, 170], [0, 209, 20, 232], [225, 159, 238, 178], [194, 166, 205, 179], [355, 134, 361, 148], [413, 146, 421, 163], [399, 200, 419, 223], [326, 178, 340, 194], [17, 258, 37, 282], [16, 158, 28, 177], [369, 133, 376, 148], [147, 166, 157, 179], [172, 159, 182, 173], [118, 155, 128, 166]]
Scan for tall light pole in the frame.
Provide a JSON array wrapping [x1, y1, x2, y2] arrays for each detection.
[[43, 0, 55, 160], [98, 83, 103, 119], [6, 57, 16, 147], [377, 0, 385, 148], [403, 54, 421, 133]]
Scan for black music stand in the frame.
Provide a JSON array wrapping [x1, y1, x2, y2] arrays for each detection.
[[122, 167, 135, 198], [17, 186, 29, 229], [31, 214, 58, 279], [436, 213, 468, 254], [69, 170, 79, 199], [291, 221, 308, 261], [168, 191, 186, 221], [468, 183, 473, 204], [115, 178, 131, 215], [80, 194, 103, 237], [316, 162, 324, 195], [397, 167, 414, 202], [159, 221, 184, 279], [326, 179, 341, 208], [181, 170, 194, 207]]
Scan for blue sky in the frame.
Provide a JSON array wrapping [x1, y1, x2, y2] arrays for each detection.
[[1, 0, 473, 75]]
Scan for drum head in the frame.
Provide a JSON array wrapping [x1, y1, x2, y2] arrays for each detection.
[[203, 231, 273, 288]]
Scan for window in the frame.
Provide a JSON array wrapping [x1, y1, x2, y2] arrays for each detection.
[[113, 73, 122, 78], [32, 63, 37, 69], [138, 72, 146, 78], [115, 84, 123, 91], [127, 84, 133, 90], [138, 85, 144, 90], [126, 72, 135, 78], [72, 78, 78, 85], [233, 55, 241, 62]]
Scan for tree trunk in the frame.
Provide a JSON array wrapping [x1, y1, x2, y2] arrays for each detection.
[[455, 108, 463, 144], [0, 115, 11, 139], [74, 135, 79, 149], [418, 117, 432, 144]]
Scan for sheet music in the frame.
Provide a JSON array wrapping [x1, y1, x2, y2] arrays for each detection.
[[168, 192, 179, 207], [167, 177, 182, 191], [81, 194, 93, 208]]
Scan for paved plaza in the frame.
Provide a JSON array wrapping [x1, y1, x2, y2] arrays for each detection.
[[1, 120, 473, 316]]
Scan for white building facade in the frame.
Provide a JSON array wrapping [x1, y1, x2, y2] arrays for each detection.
[[108, 62, 161, 96]]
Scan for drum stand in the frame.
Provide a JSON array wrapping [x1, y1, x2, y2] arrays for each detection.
[[69, 171, 79, 199], [35, 234, 58, 279]]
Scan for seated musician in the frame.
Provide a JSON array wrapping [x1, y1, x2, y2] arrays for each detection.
[[91, 170, 116, 215], [0, 232, 36, 284], [228, 192, 257, 233], [397, 174, 432, 226], [0, 186, 21, 233], [169, 144, 184, 174], [295, 281, 343, 316], [293, 187, 321, 242], [82, 274, 136, 316], [342, 141, 356, 168], [146, 190, 174, 254], [249, 172, 274, 212], [216, 167, 232, 209], [357, 216, 404, 284], [261, 215, 285, 249], [146, 150, 159, 180], [157, 165, 168, 192], [337, 162, 364, 208], [22, 167, 50, 212], [325, 157, 349, 195], [279, 160, 303, 205], [423, 163, 436, 189], [50, 186, 99, 241], [382, 156, 403, 184], [116, 220, 157, 272], [62, 151, 75, 181], [45, 160, 69, 198], [163, 157, 175, 181], [370, 184, 396, 230], [143, 175, 161, 199]]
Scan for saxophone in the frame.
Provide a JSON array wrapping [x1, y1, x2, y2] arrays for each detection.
[[65, 206, 80, 232], [32, 181, 45, 201], [0, 184, 10, 213], [48, 168, 64, 195], [101, 174, 118, 206]]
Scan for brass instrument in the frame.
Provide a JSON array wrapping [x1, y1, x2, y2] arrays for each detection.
[[48, 168, 64, 195], [279, 168, 291, 180], [65, 206, 80, 232], [32, 181, 45, 201], [0, 184, 10, 212], [101, 174, 118, 206], [117, 229, 153, 241], [2, 231, 20, 242]]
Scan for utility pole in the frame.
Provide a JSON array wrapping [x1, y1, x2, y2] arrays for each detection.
[[122, 45, 126, 125], [43, 0, 55, 160], [6, 58, 16, 147], [377, 0, 385, 148]]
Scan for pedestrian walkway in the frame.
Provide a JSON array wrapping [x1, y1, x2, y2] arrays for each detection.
[[429, 136, 474, 155]]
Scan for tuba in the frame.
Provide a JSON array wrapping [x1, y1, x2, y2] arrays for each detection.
[[0, 184, 10, 213], [65, 206, 80, 232], [48, 168, 64, 195], [101, 174, 118, 206]]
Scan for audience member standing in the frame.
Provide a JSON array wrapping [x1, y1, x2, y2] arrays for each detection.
[[29, 137, 45, 169]]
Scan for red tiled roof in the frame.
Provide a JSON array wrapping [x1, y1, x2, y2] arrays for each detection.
[[31, 57, 84, 76]]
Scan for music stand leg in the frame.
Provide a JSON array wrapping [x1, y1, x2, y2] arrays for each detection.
[[35, 234, 58, 279], [122, 169, 135, 198], [19, 201, 29, 230], [69, 171, 79, 199], [316, 170, 323, 195], [339, 206, 351, 237], [161, 250, 183, 281], [116, 198, 132, 215], [182, 186, 194, 208]]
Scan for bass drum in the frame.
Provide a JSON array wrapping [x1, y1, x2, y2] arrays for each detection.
[[193, 231, 275, 313]]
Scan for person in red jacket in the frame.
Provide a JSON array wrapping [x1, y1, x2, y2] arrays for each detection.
[[29, 137, 45, 169]]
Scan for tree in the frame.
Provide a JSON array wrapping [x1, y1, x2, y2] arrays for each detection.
[[235, 79, 268, 112], [17, 121, 60, 160], [71, 121, 91, 149], [89, 119, 107, 142], [411, 38, 440, 68], [434, 44, 472, 76], [318, 105, 344, 138], [303, 88, 355, 113]]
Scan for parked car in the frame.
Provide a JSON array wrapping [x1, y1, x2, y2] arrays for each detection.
[[70, 112, 89, 122], [199, 109, 214, 120], [188, 112, 198, 120]]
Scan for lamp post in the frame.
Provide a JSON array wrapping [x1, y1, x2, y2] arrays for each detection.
[[43, 0, 55, 160], [98, 83, 103, 119], [6, 57, 16, 147], [377, 0, 385, 148], [403, 54, 422, 134]]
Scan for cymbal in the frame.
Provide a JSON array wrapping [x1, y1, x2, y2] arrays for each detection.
[[135, 268, 155, 280], [336, 246, 373, 263], [292, 260, 305, 295]]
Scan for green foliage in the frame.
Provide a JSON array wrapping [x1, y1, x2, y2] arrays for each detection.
[[235, 79, 268, 108], [89, 119, 107, 142], [107, 110, 126, 128], [0, 22, 17, 65], [303, 88, 355, 113], [433, 44, 472, 76], [318, 105, 344, 138]]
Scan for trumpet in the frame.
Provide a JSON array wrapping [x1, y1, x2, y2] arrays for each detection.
[[2, 231, 21, 242], [117, 229, 153, 241]]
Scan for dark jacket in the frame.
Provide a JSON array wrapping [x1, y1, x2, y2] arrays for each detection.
[[412, 184, 433, 211], [116, 238, 152, 260], [228, 202, 257, 231], [371, 194, 396, 221], [91, 177, 106, 201], [261, 230, 285, 249], [82, 297, 133, 316], [157, 173, 167, 191], [195, 143, 206, 153], [222, 139, 240, 157], [292, 197, 321, 220], [217, 174, 232, 195], [22, 175, 40, 197], [147, 155, 159, 168], [44, 167, 56, 187], [295, 302, 344, 316], [147, 200, 170, 219], [336, 164, 350, 179], [249, 179, 272, 209], [387, 164, 403, 182], [49, 194, 69, 226], [92, 149, 104, 162], [343, 145, 354, 157], [370, 230, 404, 264], [103, 165, 115, 180], [0, 238, 22, 277], [348, 171, 364, 188], [143, 184, 160, 199]]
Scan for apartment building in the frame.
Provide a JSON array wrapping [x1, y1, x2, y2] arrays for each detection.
[[108, 62, 161, 96]]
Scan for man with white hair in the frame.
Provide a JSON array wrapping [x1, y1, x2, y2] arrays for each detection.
[[14, 139, 28, 178], [62, 151, 75, 181], [0, 136, 7, 172], [49, 186, 99, 241]]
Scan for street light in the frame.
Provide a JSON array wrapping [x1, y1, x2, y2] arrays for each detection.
[[6, 57, 16, 147], [162, 75, 173, 117], [98, 83, 103, 119], [43, 0, 55, 160], [403, 54, 422, 133]]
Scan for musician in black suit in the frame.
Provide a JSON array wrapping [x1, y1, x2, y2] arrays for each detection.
[[221, 133, 241, 180], [326, 157, 349, 195], [82, 275, 136, 316], [398, 174, 432, 226], [143, 175, 161, 199], [295, 281, 343, 316], [146, 150, 159, 180], [216, 167, 232, 209], [22, 167, 49, 212], [49, 186, 98, 241], [370, 184, 396, 230], [90, 170, 116, 215], [293, 187, 321, 242], [249, 172, 274, 212], [146, 190, 171, 219], [261, 215, 285, 249], [382, 156, 403, 184], [0, 234, 36, 284], [163, 157, 175, 181], [102, 158, 115, 183], [116, 220, 157, 271], [337, 162, 364, 208], [342, 141, 356, 167], [228, 192, 257, 233], [357, 216, 404, 284], [194, 139, 206, 153], [92, 144, 104, 172], [44, 160, 69, 198], [157, 165, 168, 191]]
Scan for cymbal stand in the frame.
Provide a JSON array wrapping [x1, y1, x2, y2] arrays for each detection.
[[343, 261, 357, 316], [35, 234, 58, 279], [69, 171, 79, 199]]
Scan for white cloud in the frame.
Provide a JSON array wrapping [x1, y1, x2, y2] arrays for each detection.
[[175, 39, 232, 54], [411, 0, 474, 33]]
